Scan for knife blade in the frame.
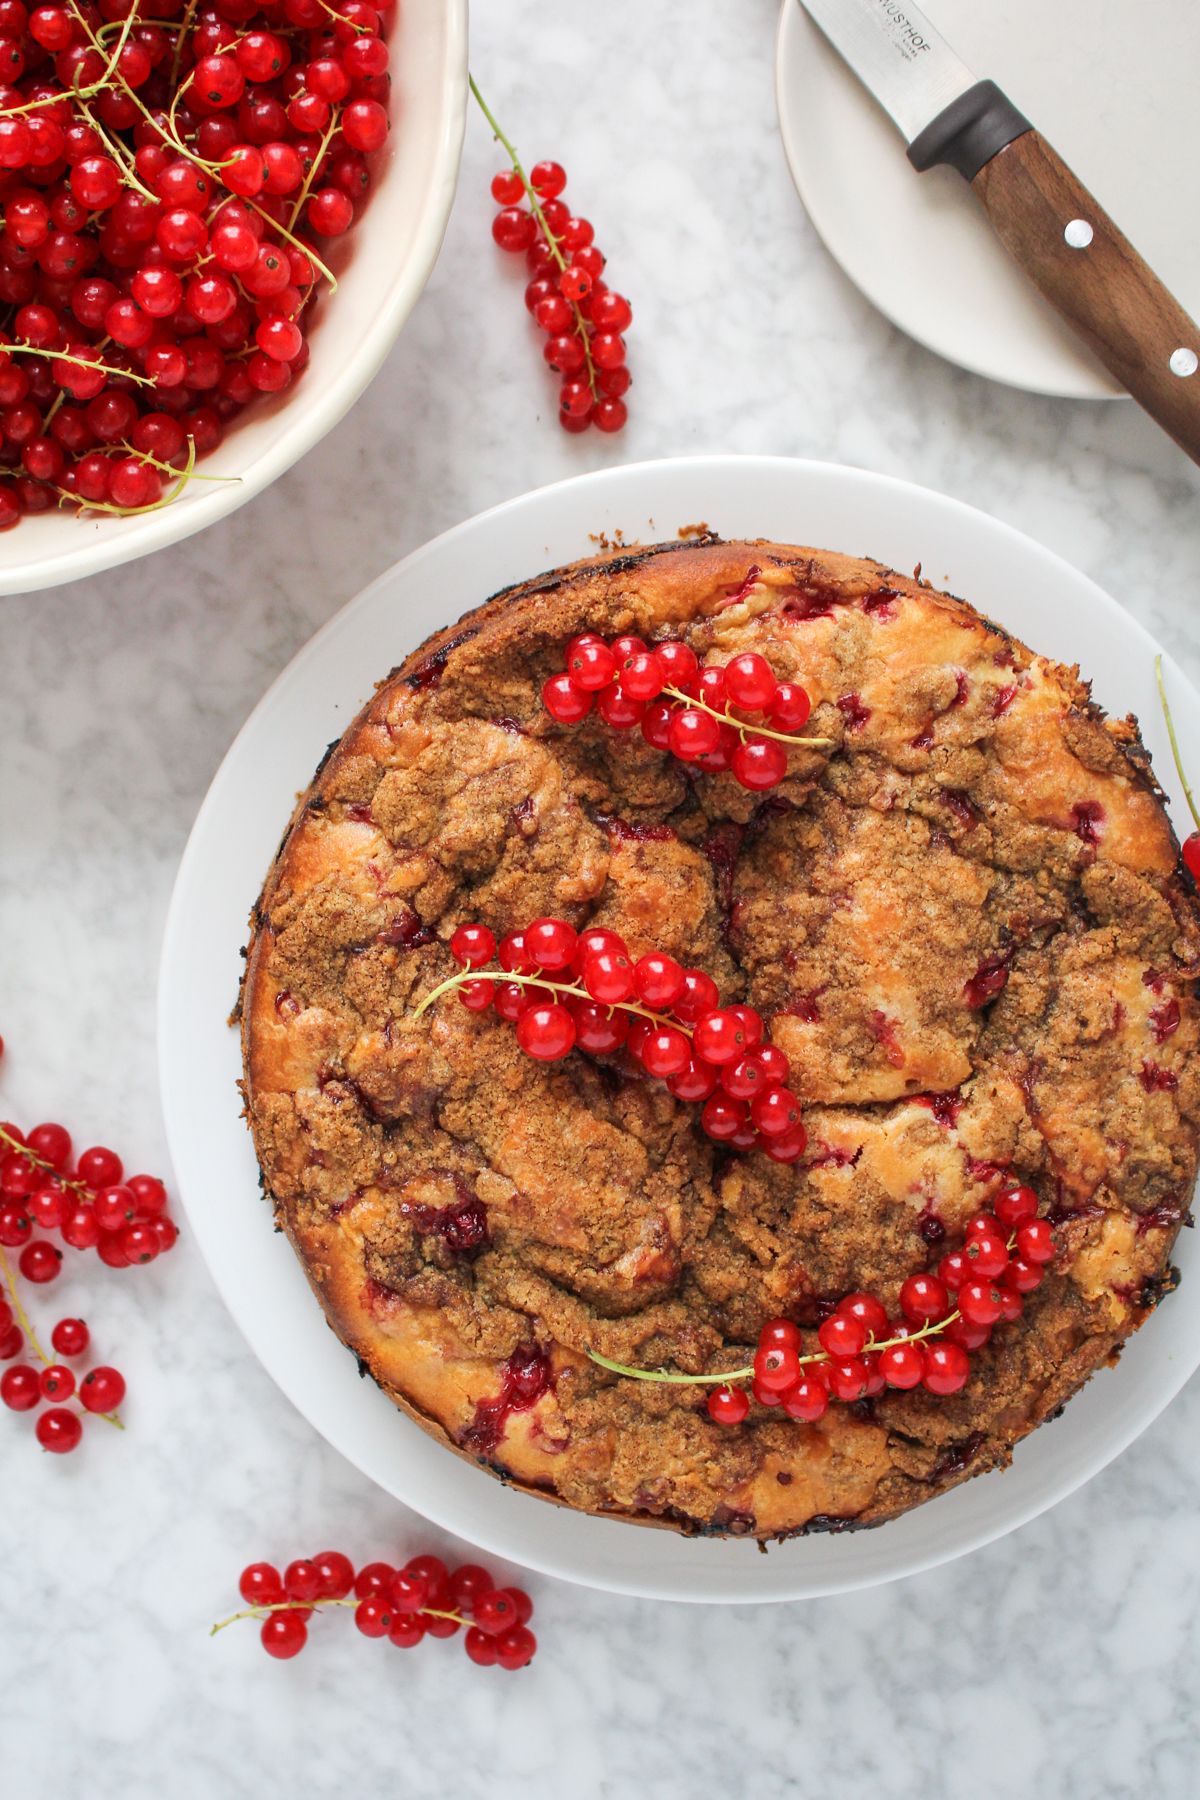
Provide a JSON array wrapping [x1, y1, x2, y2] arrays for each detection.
[[798, 0, 1200, 468]]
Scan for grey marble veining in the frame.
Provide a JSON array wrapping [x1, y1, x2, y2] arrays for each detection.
[[3, 0, 1200, 1794]]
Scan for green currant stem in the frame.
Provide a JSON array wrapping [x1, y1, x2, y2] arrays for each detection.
[[0, 1124, 94, 1203], [661, 685, 833, 750], [587, 1311, 962, 1387], [170, 0, 203, 90], [468, 74, 600, 402], [1156, 653, 1200, 834], [57, 439, 215, 518], [286, 102, 344, 234], [210, 1598, 467, 1635], [245, 194, 338, 293], [2, 340, 155, 389], [413, 964, 694, 1035]]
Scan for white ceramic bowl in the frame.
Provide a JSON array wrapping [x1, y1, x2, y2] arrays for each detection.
[[159, 456, 1200, 1602], [0, 0, 468, 597]]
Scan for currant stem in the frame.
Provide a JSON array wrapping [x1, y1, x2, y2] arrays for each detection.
[[210, 1598, 467, 1635], [2, 340, 155, 389], [661, 685, 833, 750], [1156, 654, 1200, 834], [0, 1243, 50, 1367], [587, 1311, 962, 1387], [0, 1124, 94, 1203], [413, 964, 694, 1035]]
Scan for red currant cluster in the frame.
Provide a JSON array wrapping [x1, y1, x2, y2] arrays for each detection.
[[418, 917, 809, 1163], [643, 1185, 1055, 1425], [474, 80, 629, 435], [0, 0, 391, 524], [0, 1119, 178, 1270], [0, 1307, 125, 1451], [542, 632, 826, 791], [221, 1549, 537, 1669]]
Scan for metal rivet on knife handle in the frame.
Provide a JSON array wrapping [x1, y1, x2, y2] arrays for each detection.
[[1064, 220, 1094, 250], [1170, 349, 1198, 379]]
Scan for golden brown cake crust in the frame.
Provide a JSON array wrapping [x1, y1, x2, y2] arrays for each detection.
[[241, 538, 1200, 1539]]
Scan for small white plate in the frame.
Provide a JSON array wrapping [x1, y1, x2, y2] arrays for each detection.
[[159, 455, 1200, 1602], [775, 0, 1200, 399]]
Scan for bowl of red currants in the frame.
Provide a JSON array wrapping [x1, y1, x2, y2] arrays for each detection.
[[0, 0, 467, 594]]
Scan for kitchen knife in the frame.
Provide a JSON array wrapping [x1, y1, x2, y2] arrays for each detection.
[[797, 0, 1200, 466]]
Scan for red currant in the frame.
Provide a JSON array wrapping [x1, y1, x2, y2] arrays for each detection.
[[994, 1185, 1039, 1229], [899, 1272, 951, 1324], [491, 169, 523, 205], [2, 1364, 40, 1409], [781, 1376, 828, 1421], [596, 682, 645, 728], [240, 1562, 286, 1606], [707, 1384, 749, 1424], [77, 1146, 122, 1188], [566, 640, 616, 692], [472, 1589, 524, 1637], [62, 1206, 99, 1250], [724, 653, 778, 711], [700, 1093, 749, 1140], [754, 1341, 801, 1392], [583, 949, 635, 1004], [451, 924, 496, 968], [693, 1010, 748, 1065], [653, 641, 698, 686], [529, 160, 566, 198], [731, 737, 787, 790], [526, 918, 578, 971], [668, 706, 719, 760], [496, 1625, 537, 1670], [943, 1315, 992, 1351], [51, 1318, 88, 1358], [673, 969, 720, 1024], [569, 999, 629, 1053], [638, 1026, 690, 1078], [261, 1612, 308, 1657], [517, 1003, 575, 1060], [542, 673, 592, 722], [448, 1564, 494, 1611], [464, 1624, 498, 1665], [619, 653, 664, 701], [0, 1324, 21, 1360], [37, 1407, 82, 1453], [352, 1561, 395, 1600], [963, 1231, 1010, 1280], [922, 1342, 971, 1395], [957, 1280, 1005, 1327], [640, 700, 675, 750], [761, 1121, 807, 1162], [878, 1341, 925, 1388], [79, 1366, 125, 1413], [1005, 1255, 1043, 1294], [826, 1356, 869, 1402], [1016, 1220, 1055, 1264], [1184, 832, 1200, 881], [817, 1313, 868, 1358], [632, 953, 685, 1009], [768, 683, 811, 731], [19, 1241, 61, 1284], [667, 1055, 719, 1102], [25, 1122, 70, 1168], [0, 1203, 31, 1246]]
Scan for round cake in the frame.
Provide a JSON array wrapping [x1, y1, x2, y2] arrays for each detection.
[[240, 537, 1199, 1538]]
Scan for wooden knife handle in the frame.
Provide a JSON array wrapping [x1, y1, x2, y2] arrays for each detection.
[[971, 130, 1200, 464]]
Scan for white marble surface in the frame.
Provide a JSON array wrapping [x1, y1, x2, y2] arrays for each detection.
[[3, 1, 1200, 1793]]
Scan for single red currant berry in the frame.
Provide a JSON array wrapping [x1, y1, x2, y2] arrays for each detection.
[[833, 1292, 888, 1339], [77, 1146, 122, 1188], [722, 1054, 766, 1101], [0, 1203, 31, 1247], [542, 673, 592, 723], [826, 1356, 869, 1402], [120, 1222, 160, 1266], [152, 1218, 178, 1254], [311, 1550, 355, 1598], [899, 1272, 951, 1324], [1016, 1220, 1055, 1264], [458, 978, 496, 1011], [761, 1121, 808, 1163], [731, 736, 788, 791], [1184, 832, 1200, 881], [37, 1407, 82, 1453], [700, 1093, 748, 1141], [963, 1230, 1010, 1280], [523, 917, 577, 971], [25, 1122, 71, 1168], [750, 1372, 783, 1407], [818, 1313, 868, 1358], [464, 1624, 498, 1665], [450, 923, 496, 968], [351, 1595, 392, 1636], [62, 1206, 99, 1250], [964, 1211, 999, 1240], [79, 1366, 125, 1413], [529, 159, 566, 197], [240, 1562, 286, 1606], [958, 1280, 1005, 1327], [922, 1341, 971, 1395], [2, 1365, 41, 1410], [596, 681, 645, 728], [496, 1625, 537, 1670], [448, 1564, 494, 1612], [493, 1585, 533, 1625], [566, 639, 616, 692], [939, 1248, 974, 1290], [29, 1187, 67, 1230], [127, 1175, 167, 1218], [653, 640, 698, 687], [689, 664, 728, 709], [724, 653, 778, 711], [569, 999, 629, 1053], [639, 1027, 691, 1078], [693, 1010, 747, 1065], [879, 1341, 926, 1388], [668, 707, 720, 761], [472, 1589, 522, 1637], [560, 265, 590, 301], [707, 1384, 749, 1424], [535, 293, 572, 333], [619, 653, 664, 701], [993, 1184, 1039, 1229], [261, 1612, 308, 1657], [673, 969, 721, 1025], [754, 1342, 801, 1392], [768, 682, 811, 731], [517, 1003, 576, 1060], [283, 1559, 322, 1603], [633, 953, 685, 1009], [943, 1316, 992, 1351], [997, 1285, 1023, 1323], [593, 398, 628, 433], [1005, 1255, 1044, 1294], [388, 1613, 427, 1647], [352, 1561, 396, 1601], [0, 1158, 36, 1199], [781, 1376, 828, 1421], [640, 699, 675, 750], [583, 949, 635, 1004], [19, 1241, 61, 1284], [93, 1185, 136, 1232], [665, 1055, 717, 1102], [490, 169, 524, 205], [0, 1324, 21, 1360], [51, 1318, 88, 1358]]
